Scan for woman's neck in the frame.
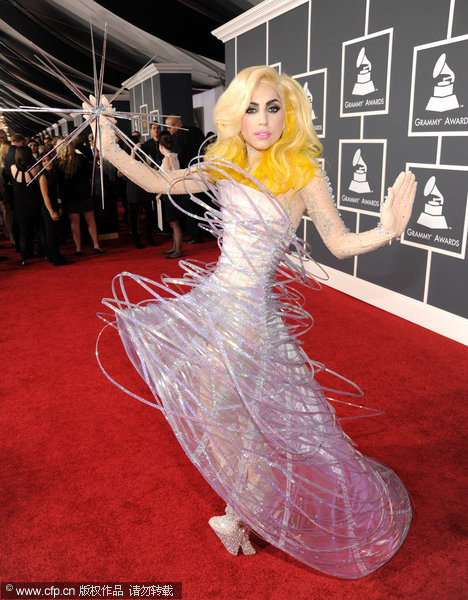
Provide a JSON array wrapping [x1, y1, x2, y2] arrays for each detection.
[[245, 144, 262, 172]]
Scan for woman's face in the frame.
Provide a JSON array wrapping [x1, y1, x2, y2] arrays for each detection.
[[241, 81, 284, 151], [42, 158, 52, 171]]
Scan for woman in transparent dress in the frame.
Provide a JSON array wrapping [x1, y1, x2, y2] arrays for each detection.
[[86, 65, 416, 579]]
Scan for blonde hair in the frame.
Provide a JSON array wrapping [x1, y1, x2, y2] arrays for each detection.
[[56, 137, 80, 178], [0, 141, 11, 169], [207, 65, 322, 195]]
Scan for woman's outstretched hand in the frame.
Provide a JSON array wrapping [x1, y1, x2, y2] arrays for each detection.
[[380, 171, 417, 239], [82, 94, 115, 118], [82, 95, 116, 143]]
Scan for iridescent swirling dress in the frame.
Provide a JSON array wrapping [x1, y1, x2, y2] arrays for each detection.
[[101, 166, 412, 579]]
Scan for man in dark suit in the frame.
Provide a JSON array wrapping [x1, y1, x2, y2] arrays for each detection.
[[132, 122, 164, 243], [165, 115, 206, 243], [165, 116, 205, 169], [141, 122, 164, 167]]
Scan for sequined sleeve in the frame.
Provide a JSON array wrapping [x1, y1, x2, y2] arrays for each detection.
[[296, 171, 393, 259], [98, 119, 207, 195]]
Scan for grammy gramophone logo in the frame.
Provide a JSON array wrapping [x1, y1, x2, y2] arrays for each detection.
[[425, 53, 460, 113], [348, 149, 371, 194], [403, 164, 467, 258], [302, 81, 317, 119], [338, 140, 384, 213], [341, 29, 391, 117], [294, 71, 326, 135], [409, 36, 468, 135], [352, 48, 376, 96], [417, 176, 449, 229]]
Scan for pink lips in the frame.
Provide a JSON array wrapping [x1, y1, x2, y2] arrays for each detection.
[[255, 131, 271, 138]]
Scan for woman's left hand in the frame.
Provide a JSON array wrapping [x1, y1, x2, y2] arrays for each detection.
[[380, 171, 417, 238]]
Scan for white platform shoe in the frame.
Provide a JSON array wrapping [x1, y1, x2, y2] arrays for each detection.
[[209, 505, 256, 556]]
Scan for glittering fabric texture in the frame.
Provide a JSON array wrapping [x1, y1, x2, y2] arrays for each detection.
[[100, 164, 412, 579]]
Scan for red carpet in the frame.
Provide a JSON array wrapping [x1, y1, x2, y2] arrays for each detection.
[[1, 231, 466, 600]]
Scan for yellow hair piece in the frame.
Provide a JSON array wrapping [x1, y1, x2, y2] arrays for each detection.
[[206, 66, 322, 195]]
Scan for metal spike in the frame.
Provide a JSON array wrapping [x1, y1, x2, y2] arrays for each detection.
[[97, 24, 108, 107], [28, 115, 96, 185], [90, 24, 99, 100], [34, 53, 90, 105], [8, 22, 184, 211]]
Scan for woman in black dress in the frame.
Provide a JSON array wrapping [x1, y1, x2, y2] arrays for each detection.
[[38, 154, 72, 266], [56, 143, 103, 255], [10, 146, 45, 266]]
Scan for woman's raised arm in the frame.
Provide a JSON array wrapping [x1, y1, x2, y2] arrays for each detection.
[[297, 170, 416, 259], [82, 97, 208, 196]]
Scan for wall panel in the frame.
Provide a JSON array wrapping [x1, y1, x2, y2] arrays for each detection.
[[268, 4, 309, 75], [237, 25, 267, 73]]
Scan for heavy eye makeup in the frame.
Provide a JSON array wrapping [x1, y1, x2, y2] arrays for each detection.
[[245, 100, 282, 114]]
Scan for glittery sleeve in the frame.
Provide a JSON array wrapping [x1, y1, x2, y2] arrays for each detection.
[[295, 169, 416, 259], [97, 115, 207, 195]]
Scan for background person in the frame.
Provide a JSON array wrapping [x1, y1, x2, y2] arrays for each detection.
[[39, 154, 72, 266], [156, 131, 182, 258], [165, 115, 205, 244], [0, 138, 14, 248], [141, 122, 164, 167], [126, 135, 158, 249], [56, 142, 103, 255], [10, 146, 45, 265]]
